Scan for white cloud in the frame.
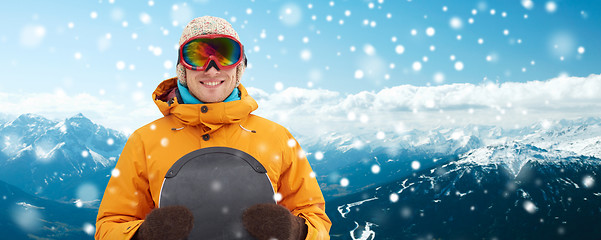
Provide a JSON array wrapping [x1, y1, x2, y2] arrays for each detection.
[[253, 74, 601, 137], [2, 75, 600, 137]]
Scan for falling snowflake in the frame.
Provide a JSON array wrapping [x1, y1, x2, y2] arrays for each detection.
[[352, 140, 364, 150], [523, 200, 538, 214], [300, 49, 311, 61], [280, 3, 302, 26], [400, 207, 411, 218], [376, 131, 385, 140], [20, 25, 46, 47], [164, 60, 173, 69], [390, 193, 399, 203], [340, 178, 349, 187], [315, 151, 324, 160], [546, 1, 557, 13], [411, 161, 421, 170], [522, 0, 534, 9], [433, 72, 445, 83], [287, 138, 297, 148], [149, 46, 162, 56], [359, 114, 369, 123], [412, 61, 422, 71], [450, 17, 463, 29], [273, 192, 283, 202], [211, 180, 222, 192], [354, 70, 364, 79], [363, 44, 376, 55], [426, 27, 435, 37], [347, 112, 357, 121], [275, 82, 284, 91], [582, 175, 594, 188], [395, 45, 405, 54], [76, 183, 99, 202], [83, 223, 95, 235], [12, 205, 42, 232], [139, 13, 152, 24], [116, 61, 125, 70], [454, 61, 464, 71], [371, 165, 381, 174]]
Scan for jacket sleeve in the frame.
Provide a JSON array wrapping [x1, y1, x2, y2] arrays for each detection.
[[278, 130, 332, 240], [95, 132, 154, 240]]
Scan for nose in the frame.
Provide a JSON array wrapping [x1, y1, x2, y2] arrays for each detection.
[[205, 65, 220, 75], [204, 59, 221, 74]]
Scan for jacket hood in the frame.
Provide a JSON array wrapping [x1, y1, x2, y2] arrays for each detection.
[[152, 77, 258, 129]]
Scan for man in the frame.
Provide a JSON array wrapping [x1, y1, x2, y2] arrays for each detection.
[[95, 16, 331, 240]]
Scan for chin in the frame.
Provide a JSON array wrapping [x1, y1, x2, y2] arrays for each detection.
[[202, 97, 226, 103]]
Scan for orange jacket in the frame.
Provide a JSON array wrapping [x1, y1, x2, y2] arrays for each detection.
[[95, 78, 331, 239]]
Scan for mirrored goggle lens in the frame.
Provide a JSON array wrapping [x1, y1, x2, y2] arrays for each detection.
[[182, 37, 242, 68]]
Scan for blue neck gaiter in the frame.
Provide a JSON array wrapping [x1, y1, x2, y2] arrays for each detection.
[[177, 80, 240, 104]]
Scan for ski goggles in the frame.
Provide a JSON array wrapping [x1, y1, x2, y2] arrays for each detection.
[[178, 34, 246, 71]]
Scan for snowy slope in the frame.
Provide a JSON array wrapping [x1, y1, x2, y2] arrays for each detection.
[[302, 117, 601, 198], [0, 179, 97, 239], [327, 142, 601, 239]]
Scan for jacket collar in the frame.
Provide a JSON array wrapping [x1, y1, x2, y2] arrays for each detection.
[[152, 77, 258, 130]]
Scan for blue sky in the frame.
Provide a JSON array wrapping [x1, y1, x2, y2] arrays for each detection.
[[1, 0, 600, 133]]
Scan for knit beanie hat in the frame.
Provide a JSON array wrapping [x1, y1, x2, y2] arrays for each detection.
[[177, 16, 246, 88]]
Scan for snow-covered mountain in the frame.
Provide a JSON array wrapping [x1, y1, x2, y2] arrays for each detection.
[[1, 112, 600, 239], [301, 117, 601, 199], [0, 113, 127, 203], [301, 117, 601, 161], [327, 140, 601, 239], [520, 118, 601, 159]]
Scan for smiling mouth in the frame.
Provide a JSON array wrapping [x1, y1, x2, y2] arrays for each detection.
[[201, 81, 224, 86]]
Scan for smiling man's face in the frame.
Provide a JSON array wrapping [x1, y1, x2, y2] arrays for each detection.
[[185, 66, 238, 103]]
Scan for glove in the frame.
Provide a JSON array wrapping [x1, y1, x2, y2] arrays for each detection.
[[242, 203, 308, 240], [133, 205, 194, 240]]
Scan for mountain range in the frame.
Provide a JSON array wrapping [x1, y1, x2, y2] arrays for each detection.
[[0, 113, 126, 204], [325, 133, 601, 239], [301, 117, 601, 201], [1, 113, 600, 239]]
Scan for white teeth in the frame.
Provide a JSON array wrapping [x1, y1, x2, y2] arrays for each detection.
[[203, 81, 221, 86]]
